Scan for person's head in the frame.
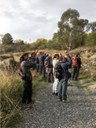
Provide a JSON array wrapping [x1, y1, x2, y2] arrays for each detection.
[[72, 53, 76, 57], [20, 53, 29, 62], [65, 50, 70, 56], [76, 53, 80, 57], [23, 53, 29, 60], [53, 54, 59, 59], [62, 56, 67, 62], [59, 56, 63, 62], [39, 51, 43, 55], [59, 53, 63, 58], [31, 52, 36, 58]]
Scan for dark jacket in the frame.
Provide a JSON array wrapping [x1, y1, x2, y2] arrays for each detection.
[[61, 59, 72, 80], [38, 55, 46, 66], [35, 56, 39, 64], [77, 57, 82, 68], [45, 56, 53, 68], [20, 60, 34, 81], [54, 61, 63, 81]]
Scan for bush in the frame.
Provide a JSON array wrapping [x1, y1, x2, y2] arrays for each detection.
[[85, 32, 96, 46]]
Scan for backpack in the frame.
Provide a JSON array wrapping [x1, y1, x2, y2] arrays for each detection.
[[72, 56, 77, 68], [44, 57, 53, 68], [54, 63, 63, 80]]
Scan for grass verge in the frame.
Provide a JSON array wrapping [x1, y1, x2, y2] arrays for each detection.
[[0, 70, 48, 128], [0, 70, 23, 128]]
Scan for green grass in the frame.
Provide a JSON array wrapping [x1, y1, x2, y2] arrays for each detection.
[[72, 67, 96, 93], [77, 74, 96, 93], [33, 72, 48, 94]]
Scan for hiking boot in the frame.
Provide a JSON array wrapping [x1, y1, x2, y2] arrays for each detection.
[[52, 92, 55, 95], [62, 97, 68, 103], [58, 98, 62, 101], [62, 99, 67, 102], [55, 93, 58, 96], [62, 97, 67, 101]]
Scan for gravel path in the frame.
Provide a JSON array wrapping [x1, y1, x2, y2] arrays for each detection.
[[16, 82, 96, 128]]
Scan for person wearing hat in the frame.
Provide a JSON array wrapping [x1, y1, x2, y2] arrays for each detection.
[[19, 53, 35, 104]]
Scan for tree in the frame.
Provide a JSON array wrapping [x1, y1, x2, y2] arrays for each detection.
[[85, 32, 96, 46], [57, 8, 80, 49], [14, 39, 25, 45], [53, 8, 88, 49], [88, 21, 96, 32], [2, 33, 13, 45], [30, 38, 48, 49]]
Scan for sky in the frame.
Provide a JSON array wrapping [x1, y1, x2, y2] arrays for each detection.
[[0, 0, 96, 42]]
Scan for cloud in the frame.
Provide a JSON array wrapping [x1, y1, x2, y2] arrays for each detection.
[[0, 0, 96, 42]]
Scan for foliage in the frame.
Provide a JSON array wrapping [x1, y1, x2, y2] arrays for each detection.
[[2, 33, 13, 45], [14, 39, 25, 45], [85, 32, 96, 46], [88, 21, 96, 32], [53, 8, 88, 49], [30, 38, 48, 50], [1, 44, 31, 53]]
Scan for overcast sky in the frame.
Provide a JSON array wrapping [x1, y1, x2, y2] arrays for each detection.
[[0, 0, 96, 42]]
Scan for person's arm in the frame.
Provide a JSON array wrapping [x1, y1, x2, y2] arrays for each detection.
[[66, 57, 72, 67], [24, 60, 35, 68]]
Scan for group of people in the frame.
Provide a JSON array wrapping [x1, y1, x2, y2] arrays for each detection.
[[52, 51, 82, 101], [19, 50, 82, 104]]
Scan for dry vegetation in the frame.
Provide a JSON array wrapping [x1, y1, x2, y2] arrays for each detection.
[[0, 70, 23, 128], [0, 68, 47, 128]]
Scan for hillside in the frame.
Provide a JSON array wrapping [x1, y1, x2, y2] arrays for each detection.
[[0, 46, 96, 78]]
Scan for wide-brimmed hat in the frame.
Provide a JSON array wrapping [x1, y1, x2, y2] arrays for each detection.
[[20, 52, 29, 60]]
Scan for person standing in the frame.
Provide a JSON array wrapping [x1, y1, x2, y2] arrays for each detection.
[[19, 53, 35, 104], [72, 53, 82, 81], [65, 50, 72, 74], [38, 52, 46, 78], [52, 54, 59, 95], [35, 52, 40, 72], [45, 55, 53, 83], [58, 56, 71, 101]]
